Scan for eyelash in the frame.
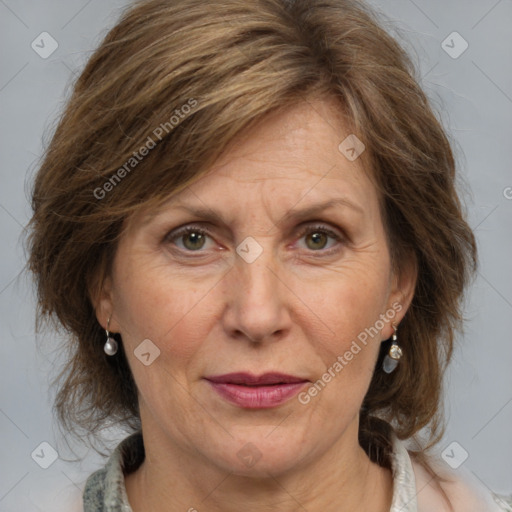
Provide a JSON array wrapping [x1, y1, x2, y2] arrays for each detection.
[[166, 223, 345, 256]]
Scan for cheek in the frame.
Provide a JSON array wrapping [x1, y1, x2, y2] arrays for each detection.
[[296, 260, 391, 404], [303, 262, 390, 349], [111, 271, 214, 420], [111, 248, 223, 379]]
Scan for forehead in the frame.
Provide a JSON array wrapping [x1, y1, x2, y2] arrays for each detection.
[[205, 97, 367, 180], [135, 97, 381, 227]]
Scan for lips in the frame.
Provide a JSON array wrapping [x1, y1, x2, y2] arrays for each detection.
[[204, 372, 309, 409], [204, 372, 308, 386]]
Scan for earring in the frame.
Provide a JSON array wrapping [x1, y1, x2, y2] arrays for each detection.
[[382, 324, 402, 374], [103, 314, 118, 356]]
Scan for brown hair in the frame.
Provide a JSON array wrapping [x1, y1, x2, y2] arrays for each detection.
[[27, 0, 476, 470]]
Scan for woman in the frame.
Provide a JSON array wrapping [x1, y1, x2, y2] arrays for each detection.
[[27, 0, 511, 510]]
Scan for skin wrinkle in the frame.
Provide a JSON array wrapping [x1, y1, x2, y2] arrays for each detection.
[[96, 98, 415, 512]]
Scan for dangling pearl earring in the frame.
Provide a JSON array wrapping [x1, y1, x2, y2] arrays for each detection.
[[103, 314, 118, 356], [382, 323, 402, 374]]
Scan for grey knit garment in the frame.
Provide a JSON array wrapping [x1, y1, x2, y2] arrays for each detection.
[[83, 431, 143, 512]]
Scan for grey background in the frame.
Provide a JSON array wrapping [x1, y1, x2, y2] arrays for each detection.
[[0, 0, 511, 509]]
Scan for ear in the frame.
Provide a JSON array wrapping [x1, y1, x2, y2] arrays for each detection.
[[88, 270, 120, 333], [383, 251, 417, 339]]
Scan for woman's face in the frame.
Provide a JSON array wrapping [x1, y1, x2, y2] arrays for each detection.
[[99, 97, 414, 476]]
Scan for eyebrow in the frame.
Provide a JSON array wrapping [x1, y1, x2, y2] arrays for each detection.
[[278, 197, 364, 223], [170, 197, 364, 225]]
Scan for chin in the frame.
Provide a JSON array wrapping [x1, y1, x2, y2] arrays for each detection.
[[225, 451, 301, 478], [207, 428, 311, 477]]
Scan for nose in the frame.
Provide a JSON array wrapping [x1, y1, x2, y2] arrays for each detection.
[[221, 243, 292, 343]]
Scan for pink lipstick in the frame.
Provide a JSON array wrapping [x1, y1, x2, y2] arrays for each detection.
[[204, 372, 309, 409]]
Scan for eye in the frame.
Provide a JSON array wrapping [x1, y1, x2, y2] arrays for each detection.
[[165, 223, 345, 255], [296, 224, 344, 254], [166, 225, 216, 252]]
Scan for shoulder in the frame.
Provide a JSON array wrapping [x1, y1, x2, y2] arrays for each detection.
[[410, 453, 510, 512]]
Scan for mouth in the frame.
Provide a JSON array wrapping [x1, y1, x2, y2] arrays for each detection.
[[204, 372, 309, 408], [204, 372, 308, 385]]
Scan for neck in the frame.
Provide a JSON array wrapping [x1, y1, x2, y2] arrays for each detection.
[[125, 419, 393, 512]]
